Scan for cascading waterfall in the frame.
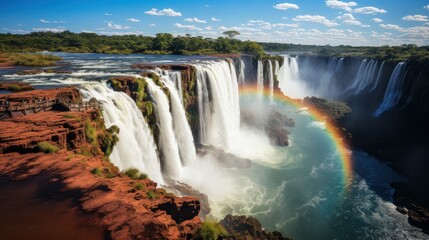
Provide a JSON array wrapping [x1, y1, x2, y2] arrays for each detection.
[[238, 59, 246, 85], [169, 71, 183, 102], [257, 60, 264, 99], [374, 62, 408, 117], [267, 60, 274, 102], [161, 75, 197, 167], [369, 61, 385, 92], [278, 56, 310, 99], [194, 60, 240, 149], [79, 82, 164, 184], [145, 78, 183, 179], [343, 59, 379, 96]]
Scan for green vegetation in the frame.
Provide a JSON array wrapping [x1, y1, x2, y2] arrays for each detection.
[[82, 113, 119, 158], [0, 52, 61, 66], [7, 84, 23, 91], [134, 182, 145, 191], [37, 141, 59, 153], [90, 167, 102, 176], [0, 31, 269, 59], [63, 114, 76, 119], [259, 42, 429, 62], [193, 221, 227, 240], [146, 190, 158, 200], [124, 168, 148, 180]]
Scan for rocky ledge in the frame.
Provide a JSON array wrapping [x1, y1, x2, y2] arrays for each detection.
[[0, 81, 34, 92]]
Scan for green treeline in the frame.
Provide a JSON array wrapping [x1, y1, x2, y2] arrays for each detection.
[[260, 42, 429, 62], [0, 31, 264, 58]]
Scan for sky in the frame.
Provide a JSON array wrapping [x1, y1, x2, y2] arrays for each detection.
[[0, 0, 428, 46]]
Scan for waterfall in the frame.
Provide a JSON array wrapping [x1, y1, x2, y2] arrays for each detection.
[[278, 56, 309, 99], [343, 59, 379, 96], [369, 61, 385, 92], [194, 60, 240, 149], [257, 60, 264, 99], [267, 60, 274, 102], [374, 62, 408, 117], [161, 76, 197, 167], [317, 57, 344, 98], [169, 71, 183, 102], [79, 82, 164, 184], [238, 59, 246, 85], [145, 78, 183, 179]]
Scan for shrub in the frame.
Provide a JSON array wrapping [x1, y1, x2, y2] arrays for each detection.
[[146, 190, 157, 200], [124, 168, 148, 180], [193, 221, 227, 240], [8, 84, 23, 91], [134, 182, 145, 190], [84, 120, 97, 144], [37, 141, 59, 153], [63, 114, 76, 119], [90, 167, 102, 176]]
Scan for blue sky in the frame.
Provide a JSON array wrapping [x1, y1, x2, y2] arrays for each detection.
[[1, 0, 428, 46]]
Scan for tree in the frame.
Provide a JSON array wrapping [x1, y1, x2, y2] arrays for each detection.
[[151, 33, 173, 51], [242, 41, 264, 59], [170, 37, 189, 54], [222, 30, 240, 39]]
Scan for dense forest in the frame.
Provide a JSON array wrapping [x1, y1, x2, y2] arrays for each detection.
[[0, 31, 264, 58], [260, 42, 429, 62]]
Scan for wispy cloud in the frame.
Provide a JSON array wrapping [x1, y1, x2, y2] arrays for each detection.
[[105, 13, 112, 16], [211, 17, 221, 22], [325, 0, 357, 12], [293, 15, 339, 27], [380, 24, 402, 30], [127, 18, 141, 22], [273, 3, 299, 10], [354, 6, 386, 14], [32, 27, 66, 32], [145, 8, 182, 17], [184, 17, 206, 23], [371, 18, 383, 23], [402, 15, 428, 22], [424, 5, 429, 10], [338, 13, 362, 26], [149, 24, 156, 27], [40, 19, 50, 23], [174, 23, 202, 31], [107, 22, 130, 30], [3, 28, 29, 34]]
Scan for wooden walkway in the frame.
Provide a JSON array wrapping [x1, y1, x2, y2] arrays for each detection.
[[0, 99, 99, 119]]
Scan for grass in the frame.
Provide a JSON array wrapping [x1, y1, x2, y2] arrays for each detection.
[[146, 190, 157, 200], [37, 141, 59, 153], [7, 84, 23, 91], [134, 182, 145, 191], [90, 167, 102, 176], [63, 114, 77, 119], [124, 168, 148, 180], [193, 221, 227, 240], [12, 53, 62, 66]]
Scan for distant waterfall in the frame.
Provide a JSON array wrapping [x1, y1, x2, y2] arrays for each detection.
[[317, 57, 344, 98], [278, 56, 309, 99], [257, 60, 264, 98], [374, 62, 408, 117], [369, 61, 385, 92], [267, 60, 274, 102], [238, 59, 246, 85], [274, 60, 280, 79], [343, 59, 379, 95], [145, 78, 183, 179], [79, 82, 164, 184], [161, 76, 197, 167], [195, 60, 240, 149]]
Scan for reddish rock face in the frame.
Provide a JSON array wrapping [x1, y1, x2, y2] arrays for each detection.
[[0, 87, 81, 104]]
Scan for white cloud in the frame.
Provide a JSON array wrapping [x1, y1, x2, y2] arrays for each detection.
[[82, 30, 94, 33], [107, 22, 130, 30], [424, 5, 429, 10], [145, 8, 182, 17], [98, 31, 144, 36], [354, 6, 386, 14], [184, 17, 206, 23], [273, 3, 299, 10], [293, 15, 339, 27], [338, 13, 362, 25], [149, 24, 156, 27], [205, 26, 213, 30], [211, 17, 221, 22], [40, 19, 50, 23], [17, 24, 23, 27], [105, 13, 112, 16], [32, 27, 66, 33], [402, 15, 428, 22], [325, 0, 357, 12], [174, 23, 202, 31], [127, 18, 141, 22], [371, 18, 383, 23], [380, 24, 402, 30], [3, 28, 29, 34], [204, 5, 210, 7]]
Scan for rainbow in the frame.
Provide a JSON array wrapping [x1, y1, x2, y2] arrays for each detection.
[[239, 85, 353, 189]]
